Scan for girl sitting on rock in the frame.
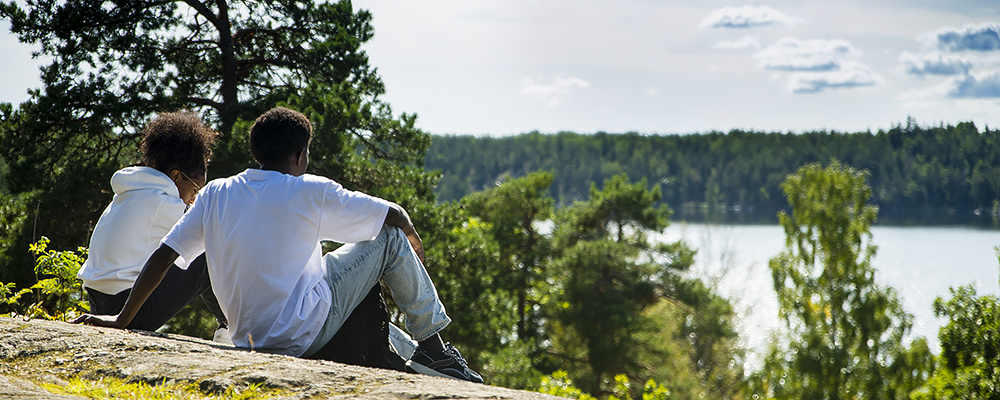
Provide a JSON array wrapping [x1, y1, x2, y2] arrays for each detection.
[[76, 111, 228, 341]]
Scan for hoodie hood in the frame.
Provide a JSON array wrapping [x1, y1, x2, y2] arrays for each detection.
[[79, 165, 189, 294], [110, 166, 180, 199]]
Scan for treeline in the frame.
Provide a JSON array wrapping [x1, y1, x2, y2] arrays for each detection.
[[428, 119, 1000, 223]]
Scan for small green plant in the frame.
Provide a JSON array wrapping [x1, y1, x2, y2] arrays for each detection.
[[538, 370, 598, 400], [537, 370, 670, 400], [0, 236, 89, 320]]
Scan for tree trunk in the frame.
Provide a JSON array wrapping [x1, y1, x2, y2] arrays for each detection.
[[216, 0, 238, 135]]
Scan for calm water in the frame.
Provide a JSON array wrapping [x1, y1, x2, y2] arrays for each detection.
[[655, 223, 1000, 368]]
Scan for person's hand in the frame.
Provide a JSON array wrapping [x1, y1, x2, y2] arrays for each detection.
[[71, 313, 127, 329], [406, 229, 425, 263]]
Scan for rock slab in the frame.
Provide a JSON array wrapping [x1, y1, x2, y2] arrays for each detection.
[[0, 317, 562, 399]]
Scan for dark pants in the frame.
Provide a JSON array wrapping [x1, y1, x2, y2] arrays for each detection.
[[85, 254, 227, 331], [305, 283, 407, 372]]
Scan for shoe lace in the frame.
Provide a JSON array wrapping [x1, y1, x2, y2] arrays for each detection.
[[443, 343, 470, 367]]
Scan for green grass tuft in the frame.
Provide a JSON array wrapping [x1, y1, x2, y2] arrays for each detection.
[[38, 376, 285, 400]]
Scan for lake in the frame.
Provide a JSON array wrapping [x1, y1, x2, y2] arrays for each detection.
[[655, 222, 1000, 369]]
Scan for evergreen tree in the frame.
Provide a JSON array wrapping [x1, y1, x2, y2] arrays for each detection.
[[462, 172, 554, 343], [548, 174, 744, 399]]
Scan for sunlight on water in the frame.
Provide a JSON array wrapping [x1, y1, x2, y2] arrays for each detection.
[[656, 222, 1000, 372]]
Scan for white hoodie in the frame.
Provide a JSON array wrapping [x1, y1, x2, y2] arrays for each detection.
[[78, 166, 190, 295]]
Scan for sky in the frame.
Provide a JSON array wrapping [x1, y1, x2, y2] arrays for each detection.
[[2, 0, 1000, 136]]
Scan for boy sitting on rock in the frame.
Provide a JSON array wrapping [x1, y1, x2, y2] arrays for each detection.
[[74, 107, 483, 383]]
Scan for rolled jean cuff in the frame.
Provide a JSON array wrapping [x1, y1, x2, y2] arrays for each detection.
[[409, 314, 451, 342]]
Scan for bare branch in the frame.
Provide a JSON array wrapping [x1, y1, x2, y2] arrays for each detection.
[[181, 0, 220, 29]]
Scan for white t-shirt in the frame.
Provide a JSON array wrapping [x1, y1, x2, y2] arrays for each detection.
[[162, 169, 391, 356], [78, 166, 190, 295]]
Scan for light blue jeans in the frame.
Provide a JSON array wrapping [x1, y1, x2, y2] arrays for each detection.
[[302, 225, 450, 358]]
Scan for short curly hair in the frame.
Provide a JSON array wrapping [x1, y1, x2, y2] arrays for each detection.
[[140, 111, 219, 178], [249, 107, 313, 166]]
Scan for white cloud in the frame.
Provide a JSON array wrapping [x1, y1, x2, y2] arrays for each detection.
[[646, 87, 658, 97], [899, 52, 972, 76], [925, 23, 1000, 52], [739, 37, 880, 94], [715, 36, 761, 50], [519, 74, 590, 106], [699, 6, 804, 30], [949, 70, 1000, 98], [754, 38, 859, 71], [785, 62, 881, 94]]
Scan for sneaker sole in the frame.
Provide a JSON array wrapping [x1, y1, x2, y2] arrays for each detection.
[[405, 360, 467, 381]]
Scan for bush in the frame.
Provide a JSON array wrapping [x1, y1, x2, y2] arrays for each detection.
[[0, 237, 88, 320], [537, 370, 670, 400]]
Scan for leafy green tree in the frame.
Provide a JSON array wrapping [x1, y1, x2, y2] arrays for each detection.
[[0, 0, 435, 288], [752, 162, 932, 400], [912, 277, 1000, 399]]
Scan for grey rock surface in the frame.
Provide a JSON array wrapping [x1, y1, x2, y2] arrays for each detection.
[[0, 317, 562, 399]]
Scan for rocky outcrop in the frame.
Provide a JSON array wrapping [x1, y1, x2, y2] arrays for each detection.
[[0, 317, 561, 399]]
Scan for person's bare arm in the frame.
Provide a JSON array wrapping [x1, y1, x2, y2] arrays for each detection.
[[384, 203, 424, 263], [71, 244, 179, 328]]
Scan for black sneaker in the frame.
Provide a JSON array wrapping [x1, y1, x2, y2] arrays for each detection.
[[405, 343, 484, 384]]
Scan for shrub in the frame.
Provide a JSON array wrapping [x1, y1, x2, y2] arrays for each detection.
[[0, 237, 88, 320]]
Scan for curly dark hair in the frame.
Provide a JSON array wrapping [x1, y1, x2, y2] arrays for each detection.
[[249, 107, 313, 166], [140, 111, 219, 178]]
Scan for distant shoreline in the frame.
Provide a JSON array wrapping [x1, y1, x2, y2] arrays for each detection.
[[670, 206, 1000, 229]]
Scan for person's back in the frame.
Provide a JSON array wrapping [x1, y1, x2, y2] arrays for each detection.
[[170, 169, 389, 355], [80, 166, 191, 295]]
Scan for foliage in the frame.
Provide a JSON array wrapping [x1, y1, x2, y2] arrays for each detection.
[[546, 174, 744, 399], [537, 370, 671, 400], [461, 171, 554, 343], [549, 238, 656, 391], [477, 339, 545, 390], [428, 172, 555, 388], [750, 162, 933, 400], [411, 172, 745, 397], [0, 187, 37, 285], [281, 78, 436, 202], [538, 370, 599, 400], [407, 204, 514, 371], [1, 237, 89, 320], [912, 282, 1000, 400], [427, 122, 1000, 223]]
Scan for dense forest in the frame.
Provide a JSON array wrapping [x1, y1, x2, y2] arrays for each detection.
[[427, 119, 1000, 225]]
